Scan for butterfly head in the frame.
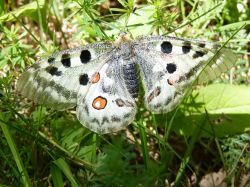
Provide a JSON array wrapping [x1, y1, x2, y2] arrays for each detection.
[[115, 32, 132, 46]]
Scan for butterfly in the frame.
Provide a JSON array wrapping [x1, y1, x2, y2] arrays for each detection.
[[17, 33, 236, 134]]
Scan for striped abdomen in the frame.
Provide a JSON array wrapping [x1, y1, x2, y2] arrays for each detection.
[[123, 62, 139, 98]]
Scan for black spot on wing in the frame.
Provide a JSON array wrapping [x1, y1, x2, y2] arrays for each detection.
[[166, 63, 177, 74], [61, 54, 71, 67], [80, 50, 91, 63], [45, 66, 62, 76], [182, 46, 192, 54], [193, 51, 205, 58], [182, 41, 192, 54], [79, 74, 89, 86], [48, 57, 55, 64], [198, 43, 205, 48], [161, 41, 172, 54]]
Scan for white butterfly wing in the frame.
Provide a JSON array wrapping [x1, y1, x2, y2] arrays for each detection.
[[17, 43, 113, 110], [133, 36, 236, 113], [18, 34, 237, 134], [76, 55, 137, 134]]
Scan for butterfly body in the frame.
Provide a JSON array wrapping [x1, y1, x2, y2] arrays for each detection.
[[18, 35, 236, 134], [122, 61, 139, 98]]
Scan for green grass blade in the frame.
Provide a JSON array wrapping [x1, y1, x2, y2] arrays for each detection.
[[0, 114, 32, 187], [53, 158, 78, 187], [51, 164, 64, 187], [218, 21, 250, 31], [138, 119, 149, 169]]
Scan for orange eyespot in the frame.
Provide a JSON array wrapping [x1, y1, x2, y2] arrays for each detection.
[[91, 72, 100, 83], [92, 96, 107, 110]]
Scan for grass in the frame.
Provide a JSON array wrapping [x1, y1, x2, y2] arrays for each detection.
[[0, 0, 250, 186]]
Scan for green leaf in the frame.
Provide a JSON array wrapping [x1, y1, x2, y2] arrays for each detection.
[[0, 0, 45, 22], [173, 84, 250, 137], [106, 5, 155, 37], [126, 5, 155, 37], [189, 84, 250, 114]]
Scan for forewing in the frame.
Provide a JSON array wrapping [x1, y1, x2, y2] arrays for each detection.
[[133, 36, 236, 113], [76, 56, 137, 134], [17, 42, 113, 110]]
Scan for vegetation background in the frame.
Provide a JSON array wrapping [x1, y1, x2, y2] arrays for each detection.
[[0, 0, 250, 186]]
